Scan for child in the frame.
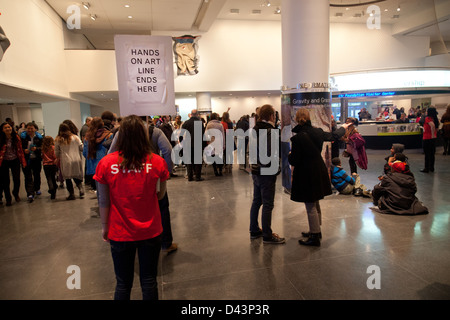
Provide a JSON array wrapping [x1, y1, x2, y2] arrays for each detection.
[[330, 157, 370, 197], [383, 143, 407, 174], [372, 153, 428, 215], [41, 136, 58, 199]]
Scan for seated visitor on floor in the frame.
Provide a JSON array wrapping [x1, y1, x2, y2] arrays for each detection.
[[330, 157, 370, 197], [372, 153, 428, 215], [383, 143, 408, 174]]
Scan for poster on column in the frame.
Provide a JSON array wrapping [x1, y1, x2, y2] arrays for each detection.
[[280, 90, 332, 192], [114, 35, 175, 116]]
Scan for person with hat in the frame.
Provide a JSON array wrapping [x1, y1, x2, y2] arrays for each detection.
[[371, 153, 428, 215]]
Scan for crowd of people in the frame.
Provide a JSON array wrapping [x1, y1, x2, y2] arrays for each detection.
[[2, 103, 448, 300]]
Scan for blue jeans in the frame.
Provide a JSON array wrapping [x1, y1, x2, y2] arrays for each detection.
[[250, 174, 277, 239], [110, 236, 161, 300]]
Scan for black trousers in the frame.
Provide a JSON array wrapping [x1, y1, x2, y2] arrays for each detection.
[[423, 138, 436, 171], [22, 158, 41, 196], [43, 165, 58, 195], [1, 158, 21, 201]]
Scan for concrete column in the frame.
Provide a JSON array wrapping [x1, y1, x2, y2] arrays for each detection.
[[41, 100, 82, 138], [281, 0, 329, 88], [280, 0, 331, 191]]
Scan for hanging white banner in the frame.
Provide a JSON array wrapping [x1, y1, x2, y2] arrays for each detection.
[[114, 35, 175, 116]]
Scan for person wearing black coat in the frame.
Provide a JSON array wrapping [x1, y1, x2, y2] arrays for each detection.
[[181, 109, 205, 181], [288, 108, 349, 246], [372, 155, 428, 215]]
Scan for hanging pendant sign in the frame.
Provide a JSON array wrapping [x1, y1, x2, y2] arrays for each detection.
[[114, 35, 175, 116]]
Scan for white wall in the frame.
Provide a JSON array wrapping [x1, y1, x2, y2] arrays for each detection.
[[64, 19, 436, 96], [329, 23, 430, 74], [0, 0, 69, 98]]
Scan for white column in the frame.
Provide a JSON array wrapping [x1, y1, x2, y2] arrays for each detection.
[[280, 0, 331, 191], [282, 0, 329, 88], [41, 100, 82, 138], [196, 92, 212, 113]]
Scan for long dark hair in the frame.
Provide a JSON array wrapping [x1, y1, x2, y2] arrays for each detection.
[[56, 123, 73, 145], [0, 122, 19, 150], [63, 119, 79, 135], [427, 107, 440, 128], [116, 115, 152, 170], [85, 117, 104, 159]]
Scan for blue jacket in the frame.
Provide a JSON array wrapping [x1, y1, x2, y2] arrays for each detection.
[[83, 139, 109, 175], [331, 165, 355, 192]]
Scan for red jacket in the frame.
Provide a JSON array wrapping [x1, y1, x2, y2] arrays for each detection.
[[0, 135, 27, 167]]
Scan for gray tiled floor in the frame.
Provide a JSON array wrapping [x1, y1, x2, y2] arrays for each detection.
[[1, 148, 449, 300]]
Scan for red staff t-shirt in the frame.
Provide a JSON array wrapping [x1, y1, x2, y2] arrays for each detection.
[[94, 151, 169, 242]]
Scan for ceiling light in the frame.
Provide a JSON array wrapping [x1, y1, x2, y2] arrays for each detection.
[[90, 14, 97, 20], [230, 8, 239, 14], [275, 7, 281, 14], [252, 9, 261, 14], [128, 15, 133, 19], [397, 6, 401, 12], [82, 2, 90, 10], [124, 4, 130, 8]]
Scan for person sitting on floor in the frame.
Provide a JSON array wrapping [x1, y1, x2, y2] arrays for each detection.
[[372, 153, 428, 215], [330, 157, 370, 197], [383, 143, 408, 174]]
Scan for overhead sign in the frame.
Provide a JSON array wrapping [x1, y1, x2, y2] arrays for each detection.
[[114, 35, 175, 116]]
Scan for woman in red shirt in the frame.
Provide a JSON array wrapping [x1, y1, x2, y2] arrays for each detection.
[[94, 115, 169, 300], [420, 107, 439, 173]]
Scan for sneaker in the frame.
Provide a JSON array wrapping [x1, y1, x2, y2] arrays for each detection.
[[27, 195, 34, 203], [250, 228, 263, 239], [36, 190, 42, 196], [66, 194, 76, 201], [263, 233, 286, 244]]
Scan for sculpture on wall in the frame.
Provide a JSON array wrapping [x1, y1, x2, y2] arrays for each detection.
[[0, 26, 11, 62], [172, 35, 200, 76]]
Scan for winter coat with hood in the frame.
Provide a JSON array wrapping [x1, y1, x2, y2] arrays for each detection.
[[372, 171, 428, 215]]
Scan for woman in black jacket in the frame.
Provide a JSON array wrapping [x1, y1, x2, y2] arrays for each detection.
[[288, 108, 348, 246]]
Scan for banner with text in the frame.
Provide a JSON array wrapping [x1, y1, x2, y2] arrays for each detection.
[[280, 90, 332, 192], [114, 35, 175, 116]]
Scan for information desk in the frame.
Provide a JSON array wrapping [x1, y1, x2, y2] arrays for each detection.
[[349, 121, 423, 149]]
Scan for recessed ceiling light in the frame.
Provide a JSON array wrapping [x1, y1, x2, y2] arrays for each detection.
[[128, 15, 133, 19], [124, 4, 130, 8]]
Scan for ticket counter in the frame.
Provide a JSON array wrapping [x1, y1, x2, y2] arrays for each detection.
[[352, 121, 422, 149]]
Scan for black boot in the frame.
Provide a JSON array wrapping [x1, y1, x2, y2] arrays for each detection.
[[301, 231, 322, 239], [299, 233, 321, 247]]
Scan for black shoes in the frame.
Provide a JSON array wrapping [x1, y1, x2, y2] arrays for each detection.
[[250, 229, 285, 244], [353, 188, 363, 196], [420, 168, 429, 173], [66, 194, 76, 200], [299, 233, 321, 247], [301, 231, 322, 239], [263, 233, 286, 244]]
